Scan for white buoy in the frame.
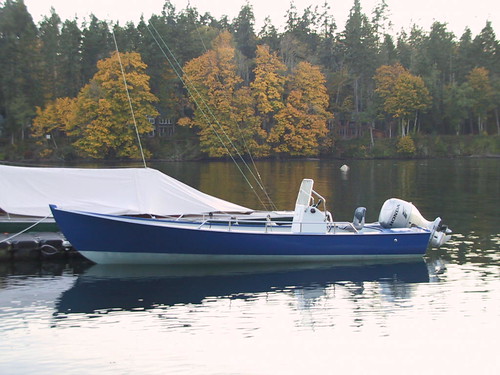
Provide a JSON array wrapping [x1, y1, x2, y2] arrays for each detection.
[[340, 164, 350, 172]]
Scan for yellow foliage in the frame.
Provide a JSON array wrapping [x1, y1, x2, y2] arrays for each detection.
[[32, 97, 77, 137], [177, 117, 194, 127], [182, 31, 269, 158], [32, 52, 158, 160], [466, 67, 494, 114], [374, 63, 431, 123], [268, 61, 331, 156], [251, 45, 286, 115], [39, 148, 54, 158], [374, 63, 407, 100], [181, 33, 331, 158], [71, 52, 158, 159], [397, 135, 416, 156]]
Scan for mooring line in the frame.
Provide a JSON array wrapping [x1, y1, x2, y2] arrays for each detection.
[[0, 215, 51, 243]]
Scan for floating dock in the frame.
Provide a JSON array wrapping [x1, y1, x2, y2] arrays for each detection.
[[0, 232, 83, 262]]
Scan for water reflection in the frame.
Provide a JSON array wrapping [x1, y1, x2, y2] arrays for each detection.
[[55, 260, 429, 317], [1, 159, 498, 374]]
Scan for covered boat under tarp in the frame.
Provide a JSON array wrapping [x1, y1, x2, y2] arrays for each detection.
[[0, 164, 250, 219]]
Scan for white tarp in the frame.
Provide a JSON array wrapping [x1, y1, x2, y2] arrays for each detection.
[[0, 165, 250, 217]]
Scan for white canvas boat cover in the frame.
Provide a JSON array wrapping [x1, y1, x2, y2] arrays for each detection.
[[0, 165, 250, 217]]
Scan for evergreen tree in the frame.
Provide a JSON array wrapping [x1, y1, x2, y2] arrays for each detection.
[[0, 0, 42, 143], [81, 14, 112, 83], [443, 82, 472, 135], [38, 8, 62, 101], [258, 17, 280, 52], [396, 31, 412, 68], [472, 21, 499, 75], [59, 19, 83, 98], [456, 28, 475, 82], [232, 3, 257, 59], [280, 2, 322, 70], [316, 1, 338, 71], [380, 34, 397, 65], [424, 22, 455, 84], [339, 0, 379, 119], [397, 25, 426, 73], [112, 22, 142, 53]]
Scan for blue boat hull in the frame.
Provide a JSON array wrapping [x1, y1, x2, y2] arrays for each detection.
[[50, 206, 432, 265]]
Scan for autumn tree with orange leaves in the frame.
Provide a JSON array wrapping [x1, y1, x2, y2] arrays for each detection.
[[71, 52, 158, 158], [251, 44, 286, 133], [374, 63, 432, 136], [268, 61, 331, 156], [179, 31, 268, 157], [33, 52, 158, 159], [32, 97, 77, 157]]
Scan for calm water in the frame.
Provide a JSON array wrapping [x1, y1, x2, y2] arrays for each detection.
[[1, 158, 499, 374]]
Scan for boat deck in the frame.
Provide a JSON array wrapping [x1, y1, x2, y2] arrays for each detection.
[[109, 215, 424, 236]]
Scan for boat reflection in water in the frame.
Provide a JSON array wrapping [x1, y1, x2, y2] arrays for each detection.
[[55, 259, 432, 315]]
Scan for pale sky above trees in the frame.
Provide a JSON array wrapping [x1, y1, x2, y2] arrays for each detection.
[[24, 0, 499, 36]]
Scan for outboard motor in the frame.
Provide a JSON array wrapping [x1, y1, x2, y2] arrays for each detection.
[[353, 207, 366, 230], [378, 198, 452, 247]]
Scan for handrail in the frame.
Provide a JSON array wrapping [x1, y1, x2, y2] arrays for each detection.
[[327, 222, 359, 233], [170, 214, 363, 234], [197, 219, 209, 229]]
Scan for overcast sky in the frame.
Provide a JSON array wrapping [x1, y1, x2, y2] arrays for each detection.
[[23, 0, 499, 37]]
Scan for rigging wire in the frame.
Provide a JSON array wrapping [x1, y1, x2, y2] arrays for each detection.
[[188, 10, 271, 209], [111, 30, 148, 168], [145, 24, 268, 211], [188, 15, 276, 210], [146, 22, 277, 210]]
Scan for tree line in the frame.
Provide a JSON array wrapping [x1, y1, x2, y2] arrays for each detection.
[[0, 0, 499, 160]]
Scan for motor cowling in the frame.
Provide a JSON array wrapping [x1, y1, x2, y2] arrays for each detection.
[[378, 198, 451, 247], [378, 198, 433, 229]]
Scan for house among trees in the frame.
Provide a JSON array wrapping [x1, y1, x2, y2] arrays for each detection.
[[147, 117, 176, 138]]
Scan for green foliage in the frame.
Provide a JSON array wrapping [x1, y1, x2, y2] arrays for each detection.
[[0, 0, 42, 144], [336, 138, 371, 158], [466, 67, 495, 133], [396, 135, 416, 157]]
